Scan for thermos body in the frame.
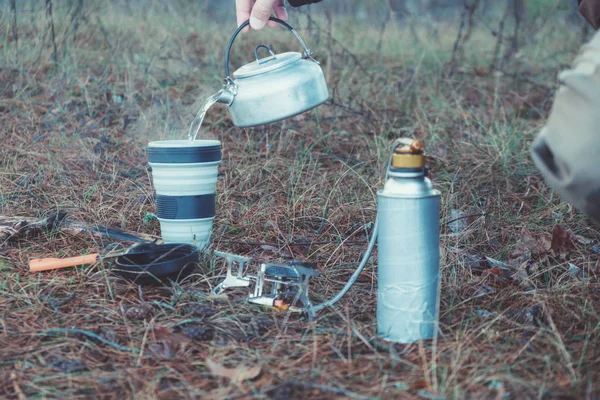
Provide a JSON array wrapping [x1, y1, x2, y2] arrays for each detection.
[[376, 170, 441, 343]]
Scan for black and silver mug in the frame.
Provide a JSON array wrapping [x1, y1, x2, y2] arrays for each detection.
[[148, 140, 222, 249]]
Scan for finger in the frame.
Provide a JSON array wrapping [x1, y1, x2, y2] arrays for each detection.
[[273, 0, 288, 21], [236, 0, 253, 33], [266, 0, 286, 27], [250, 0, 277, 30]]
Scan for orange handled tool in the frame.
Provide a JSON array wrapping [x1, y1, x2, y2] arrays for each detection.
[[29, 242, 158, 273], [29, 253, 100, 272]]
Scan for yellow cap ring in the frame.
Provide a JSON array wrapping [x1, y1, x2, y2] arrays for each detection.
[[392, 153, 426, 169]]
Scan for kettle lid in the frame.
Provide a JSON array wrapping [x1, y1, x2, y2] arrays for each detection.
[[233, 50, 302, 79]]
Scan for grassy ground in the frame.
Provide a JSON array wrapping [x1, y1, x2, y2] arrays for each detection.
[[1, 1, 599, 399]]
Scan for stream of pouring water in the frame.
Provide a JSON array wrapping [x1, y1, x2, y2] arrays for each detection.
[[188, 91, 222, 142]]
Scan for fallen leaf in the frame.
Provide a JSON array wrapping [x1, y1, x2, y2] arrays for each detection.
[[148, 325, 191, 359], [148, 341, 179, 359], [477, 309, 498, 319], [462, 253, 486, 271], [550, 225, 576, 259], [567, 263, 589, 279], [508, 304, 543, 327], [567, 263, 581, 277], [529, 262, 540, 276], [575, 235, 594, 245], [472, 65, 490, 76], [251, 315, 275, 337], [260, 245, 294, 259], [482, 258, 516, 288], [206, 359, 262, 383], [486, 257, 508, 270], [473, 284, 495, 297], [356, 272, 373, 283], [490, 266, 504, 276], [409, 379, 428, 390], [153, 325, 173, 338], [511, 229, 551, 259], [125, 305, 152, 320], [181, 325, 214, 341], [510, 261, 534, 289], [96, 327, 117, 343], [52, 359, 86, 373], [448, 209, 468, 233], [184, 303, 216, 318], [260, 245, 279, 253]]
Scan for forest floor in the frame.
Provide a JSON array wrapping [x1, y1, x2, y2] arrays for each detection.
[[0, 2, 598, 399]]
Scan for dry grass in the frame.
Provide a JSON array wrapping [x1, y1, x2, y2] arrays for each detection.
[[0, 1, 599, 399]]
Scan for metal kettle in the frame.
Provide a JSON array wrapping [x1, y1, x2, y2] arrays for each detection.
[[215, 17, 329, 128]]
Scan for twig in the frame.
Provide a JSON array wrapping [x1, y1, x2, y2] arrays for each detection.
[[10, 0, 19, 64], [144, 35, 170, 76], [0, 211, 68, 248], [490, 1, 511, 71], [10, 372, 26, 400], [315, 204, 329, 234], [138, 284, 145, 302], [41, 328, 138, 353], [328, 99, 367, 117], [72, 0, 84, 42], [30, 0, 37, 32], [169, 318, 208, 328], [304, 12, 375, 81], [503, 0, 523, 65], [45, 0, 58, 63], [222, 239, 368, 247], [461, 0, 479, 46], [376, 2, 392, 54], [60, 0, 85, 58], [94, 15, 113, 51], [447, 0, 479, 77], [148, 301, 177, 311], [447, 3, 468, 77], [543, 306, 577, 380]]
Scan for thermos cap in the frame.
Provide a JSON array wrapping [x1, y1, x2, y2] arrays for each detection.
[[392, 139, 425, 169]]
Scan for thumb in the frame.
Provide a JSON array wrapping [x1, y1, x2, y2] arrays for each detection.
[[250, 0, 277, 30]]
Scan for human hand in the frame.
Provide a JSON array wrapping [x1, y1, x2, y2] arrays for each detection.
[[235, 0, 288, 32]]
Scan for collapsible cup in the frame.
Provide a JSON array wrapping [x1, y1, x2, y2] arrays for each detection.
[[148, 140, 221, 249]]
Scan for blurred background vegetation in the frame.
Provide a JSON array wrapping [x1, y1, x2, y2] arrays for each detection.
[[1, 1, 599, 399]]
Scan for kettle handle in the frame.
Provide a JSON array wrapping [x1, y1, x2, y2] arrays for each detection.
[[224, 17, 314, 79]]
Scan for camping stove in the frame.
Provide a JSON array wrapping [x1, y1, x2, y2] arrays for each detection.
[[208, 139, 441, 343], [212, 251, 321, 313]]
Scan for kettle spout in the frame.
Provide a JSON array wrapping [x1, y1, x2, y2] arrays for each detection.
[[214, 88, 235, 106]]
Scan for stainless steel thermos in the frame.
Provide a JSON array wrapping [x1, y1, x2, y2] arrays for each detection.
[[376, 140, 441, 343]]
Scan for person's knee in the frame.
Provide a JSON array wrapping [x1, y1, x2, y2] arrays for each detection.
[[532, 31, 600, 221]]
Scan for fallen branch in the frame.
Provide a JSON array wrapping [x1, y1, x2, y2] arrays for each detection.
[[447, 0, 479, 77], [45, 0, 58, 63], [222, 239, 368, 248], [10, 0, 19, 64], [0, 211, 159, 249]]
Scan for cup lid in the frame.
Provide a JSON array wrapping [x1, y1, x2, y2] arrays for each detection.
[[148, 140, 221, 164]]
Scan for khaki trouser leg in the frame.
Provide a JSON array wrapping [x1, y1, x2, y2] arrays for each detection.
[[531, 30, 600, 221]]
